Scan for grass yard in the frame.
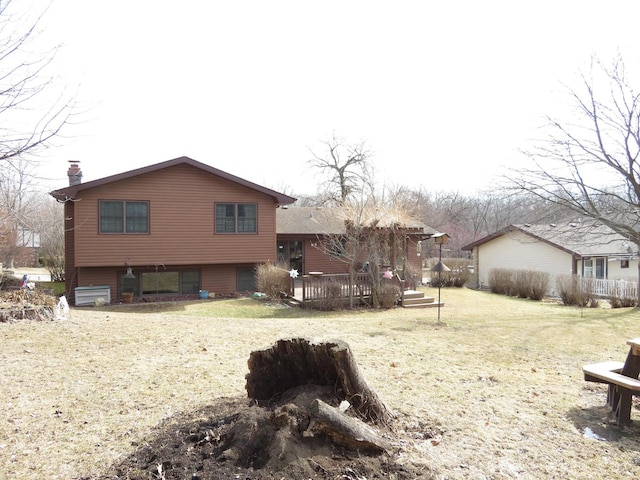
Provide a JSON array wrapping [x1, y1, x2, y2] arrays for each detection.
[[1, 287, 640, 479]]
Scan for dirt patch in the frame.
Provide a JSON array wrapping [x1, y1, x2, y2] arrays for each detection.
[[97, 338, 435, 480], [97, 393, 435, 480]]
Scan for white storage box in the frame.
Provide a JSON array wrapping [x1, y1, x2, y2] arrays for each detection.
[[75, 286, 111, 306]]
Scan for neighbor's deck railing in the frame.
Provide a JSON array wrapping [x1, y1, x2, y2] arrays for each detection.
[[583, 277, 638, 299]]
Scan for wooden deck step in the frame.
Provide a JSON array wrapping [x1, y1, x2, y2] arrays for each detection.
[[401, 290, 442, 308], [403, 301, 443, 309], [403, 290, 427, 300]]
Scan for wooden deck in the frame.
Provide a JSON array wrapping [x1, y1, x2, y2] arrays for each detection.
[[286, 273, 441, 308]]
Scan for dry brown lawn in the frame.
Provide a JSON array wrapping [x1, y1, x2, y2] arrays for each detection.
[[2, 287, 640, 479]]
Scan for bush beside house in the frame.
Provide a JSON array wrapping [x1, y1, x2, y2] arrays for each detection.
[[427, 258, 471, 288], [488, 268, 550, 301]]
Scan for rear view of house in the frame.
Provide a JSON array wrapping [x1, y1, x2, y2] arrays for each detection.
[[49, 157, 295, 304]]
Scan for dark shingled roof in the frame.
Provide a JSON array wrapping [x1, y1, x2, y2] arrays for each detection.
[[276, 206, 436, 236], [276, 207, 346, 235], [49, 156, 297, 205]]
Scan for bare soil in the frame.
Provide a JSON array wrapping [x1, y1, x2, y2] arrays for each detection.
[[92, 339, 431, 479], [100, 390, 427, 480]]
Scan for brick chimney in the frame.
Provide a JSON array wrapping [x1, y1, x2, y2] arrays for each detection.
[[67, 160, 82, 186]]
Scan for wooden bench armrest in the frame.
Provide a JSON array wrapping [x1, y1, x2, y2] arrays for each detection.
[[583, 361, 624, 373], [583, 361, 624, 383], [583, 362, 640, 391]]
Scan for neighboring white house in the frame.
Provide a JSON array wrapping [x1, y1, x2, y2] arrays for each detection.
[[462, 221, 639, 291]]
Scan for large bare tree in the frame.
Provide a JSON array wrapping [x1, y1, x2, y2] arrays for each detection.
[[511, 56, 640, 305], [308, 134, 374, 205], [0, 1, 73, 275], [33, 194, 64, 281], [0, 0, 73, 164]]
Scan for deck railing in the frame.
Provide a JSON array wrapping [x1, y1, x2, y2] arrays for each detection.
[[301, 273, 374, 302], [583, 277, 638, 299]]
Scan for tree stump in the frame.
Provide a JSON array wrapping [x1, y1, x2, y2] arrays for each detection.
[[245, 338, 393, 425]]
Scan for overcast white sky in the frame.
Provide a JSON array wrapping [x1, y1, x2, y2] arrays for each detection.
[[20, 0, 640, 196]]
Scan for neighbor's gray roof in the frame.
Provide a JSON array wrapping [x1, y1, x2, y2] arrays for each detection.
[[276, 206, 436, 236], [462, 221, 634, 257]]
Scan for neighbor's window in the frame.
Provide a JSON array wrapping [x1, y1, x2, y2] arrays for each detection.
[[215, 203, 257, 233], [100, 200, 149, 234], [621, 259, 630, 269]]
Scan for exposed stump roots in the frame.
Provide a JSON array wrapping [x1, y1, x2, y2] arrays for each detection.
[[102, 338, 418, 479], [246, 337, 394, 425]]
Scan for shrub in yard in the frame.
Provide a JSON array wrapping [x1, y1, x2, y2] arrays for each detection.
[[556, 275, 577, 305], [490, 268, 549, 300], [373, 283, 400, 309], [310, 281, 344, 311], [556, 274, 599, 307], [513, 270, 530, 298], [255, 262, 290, 300], [429, 258, 471, 288], [488, 268, 513, 295], [527, 271, 550, 301], [608, 280, 638, 308], [609, 295, 637, 308]]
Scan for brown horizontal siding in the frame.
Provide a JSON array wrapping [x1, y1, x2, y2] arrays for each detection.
[[64, 201, 78, 295], [71, 164, 278, 267], [300, 236, 423, 277], [304, 239, 350, 274], [74, 267, 118, 301], [72, 263, 257, 304], [201, 264, 236, 293], [201, 264, 257, 293], [407, 238, 422, 273]]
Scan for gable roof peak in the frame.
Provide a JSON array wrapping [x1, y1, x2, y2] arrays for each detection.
[[49, 156, 296, 205], [463, 220, 631, 256]]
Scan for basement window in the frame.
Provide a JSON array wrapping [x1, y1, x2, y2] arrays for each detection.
[[119, 270, 201, 297]]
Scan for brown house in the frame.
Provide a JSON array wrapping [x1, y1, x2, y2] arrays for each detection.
[[0, 214, 40, 269], [276, 206, 433, 286], [49, 157, 296, 304]]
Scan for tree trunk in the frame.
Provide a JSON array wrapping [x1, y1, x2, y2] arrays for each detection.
[[246, 338, 393, 425], [309, 399, 391, 452], [637, 258, 640, 308]]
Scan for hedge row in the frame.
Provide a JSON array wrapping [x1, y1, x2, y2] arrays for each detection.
[[488, 268, 550, 301]]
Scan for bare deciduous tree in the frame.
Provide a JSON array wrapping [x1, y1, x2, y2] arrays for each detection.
[[0, 0, 74, 164], [0, 153, 64, 277], [308, 134, 374, 205], [511, 55, 640, 305], [0, 1, 74, 277], [0, 156, 40, 268], [33, 195, 64, 281], [314, 196, 422, 308]]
